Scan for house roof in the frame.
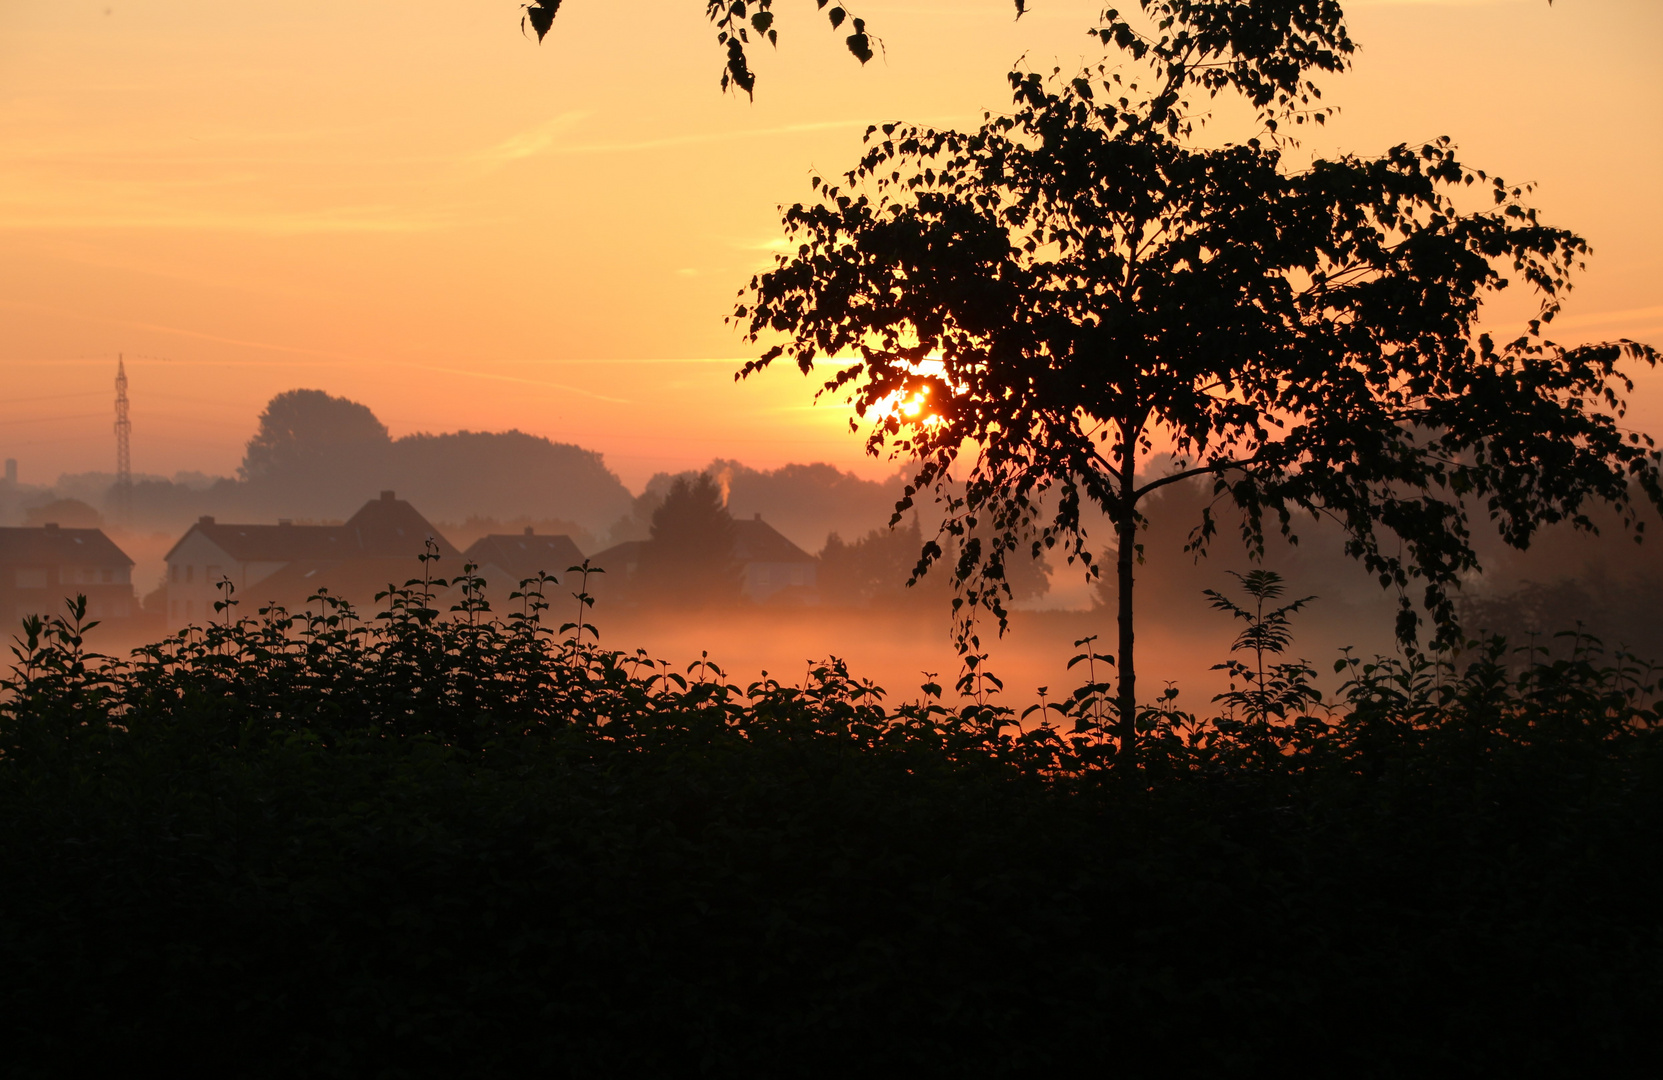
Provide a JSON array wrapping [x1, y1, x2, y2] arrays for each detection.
[[169, 521, 351, 563], [165, 491, 460, 564], [589, 540, 645, 571], [587, 522, 812, 576], [238, 556, 437, 614], [732, 517, 814, 564], [462, 530, 585, 582], [0, 526, 134, 567], [342, 492, 463, 560]]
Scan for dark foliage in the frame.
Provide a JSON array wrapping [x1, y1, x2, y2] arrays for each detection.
[[819, 516, 952, 608], [820, 516, 1051, 609], [637, 473, 741, 606], [1464, 571, 1663, 668], [384, 429, 632, 529], [241, 388, 391, 486], [1, 573, 1659, 1076]]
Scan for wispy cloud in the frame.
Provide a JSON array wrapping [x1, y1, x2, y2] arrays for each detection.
[[544, 118, 874, 157], [472, 111, 591, 170], [0, 207, 459, 234], [400, 363, 632, 405]]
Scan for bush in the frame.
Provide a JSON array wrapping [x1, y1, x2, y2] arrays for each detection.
[[1, 569, 1659, 1076]]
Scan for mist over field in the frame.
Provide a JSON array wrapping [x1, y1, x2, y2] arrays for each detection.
[[5, 384, 1658, 715]]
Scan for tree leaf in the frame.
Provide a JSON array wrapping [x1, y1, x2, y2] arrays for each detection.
[[525, 0, 560, 43]]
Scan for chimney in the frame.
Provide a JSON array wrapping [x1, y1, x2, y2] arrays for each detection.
[[3, 459, 15, 485], [380, 490, 395, 502], [199, 515, 215, 526], [754, 512, 762, 521], [524, 526, 535, 536], [278, 519, 293, 526], [43, 522, 59, 531]]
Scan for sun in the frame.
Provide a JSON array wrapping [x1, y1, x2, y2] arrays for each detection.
[[862, 357, 947, 428]]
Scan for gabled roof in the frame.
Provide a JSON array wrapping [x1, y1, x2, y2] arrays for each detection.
[[238, 556, 435, 613], [342, 492, 462, 560], [732, 516, 814, 564], [168, 521, 351, 563], [589, 540, 645, 572], [0, 526, 134, 567], [462, 531, 585, 582], [165, 491, 459, 563]]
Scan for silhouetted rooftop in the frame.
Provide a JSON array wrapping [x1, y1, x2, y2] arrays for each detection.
[[0, 526, 133, 567], [343, 491, 462, 560], [463, 531, 585, 582], [166, 492, 459, 563], [243, 556, 435, 613], [732, 517, 814, 564]]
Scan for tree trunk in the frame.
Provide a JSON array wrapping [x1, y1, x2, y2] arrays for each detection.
[[1115, 494, 1137, 765]]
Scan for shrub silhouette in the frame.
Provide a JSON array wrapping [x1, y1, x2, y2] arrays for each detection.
[[0, 569, 1659, 1073]]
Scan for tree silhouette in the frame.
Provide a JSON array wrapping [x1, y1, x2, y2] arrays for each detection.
[[639, 473, 740, 606], [737, 0, 1662, 760], [241, 389, 391, 483]]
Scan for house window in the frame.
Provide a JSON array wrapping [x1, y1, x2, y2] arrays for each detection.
[[101, 568, 113, 583], [170, 564, 178, 583], [186, 600, 194, 618], [186, 565, 194, 584], [15, 568, 46, 589]]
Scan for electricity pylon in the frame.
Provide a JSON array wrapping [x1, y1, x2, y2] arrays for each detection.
[[114, 355, 132, 519]]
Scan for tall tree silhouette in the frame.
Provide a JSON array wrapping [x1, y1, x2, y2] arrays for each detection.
[[737, 0, 1662, 761], [241, 389, 391, 484], [639, 473, 740, 606]]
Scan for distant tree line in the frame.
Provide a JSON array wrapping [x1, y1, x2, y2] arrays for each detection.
[[235, 389, 635, 530]]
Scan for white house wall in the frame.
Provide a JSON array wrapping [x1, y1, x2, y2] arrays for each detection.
[[164, 533, 238, 630]]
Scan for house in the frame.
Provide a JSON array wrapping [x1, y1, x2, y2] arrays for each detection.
[[162, 491, 460, 628], [458, 528, 587, 610], [0, 524, 135, 624], [586, 515, 817, 606], [584, 539, 645, 607], [733, 514, 817, 603]]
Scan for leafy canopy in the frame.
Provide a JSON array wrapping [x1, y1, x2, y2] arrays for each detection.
[[241, 388, 390, 482], [736, 0, 1661, 649]]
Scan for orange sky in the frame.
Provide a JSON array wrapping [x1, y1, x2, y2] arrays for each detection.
[[2, 0, 1659, 492]]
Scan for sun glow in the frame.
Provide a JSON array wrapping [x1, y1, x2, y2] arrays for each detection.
[[861, 357, 948, 429]]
